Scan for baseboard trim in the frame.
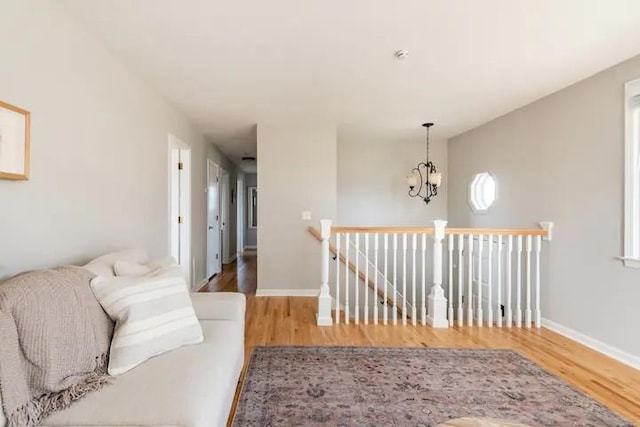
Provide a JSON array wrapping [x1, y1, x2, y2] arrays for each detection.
[[244, 245, 257, 250], [542, 318, 640, 370], [255, 289, 318, 297], [194, 277, 209, 292]]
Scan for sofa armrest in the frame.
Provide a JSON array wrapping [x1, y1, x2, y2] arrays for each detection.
[[190, 292, 246, 322]]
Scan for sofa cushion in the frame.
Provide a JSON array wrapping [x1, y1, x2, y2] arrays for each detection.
[[91, 274, 203, 376], [190, 292, 246, 322], [42, 319, 244, 427]]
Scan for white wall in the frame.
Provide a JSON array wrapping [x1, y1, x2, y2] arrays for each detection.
[[338, 126, 447, 226], [257, 124, 337, 292], [0, 0, 215, 285], [244, 173, 257, 247], [448, 54, 640, 358]]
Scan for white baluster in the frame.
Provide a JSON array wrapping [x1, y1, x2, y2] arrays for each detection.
[[448, 234, 454, 326], [487, 234, 493, 328], [421, 233, 427, 326], [393, 233, 398, 325], [344, 232, 350, 325], [317, 219, 333, 326], [335, 233, 341, 324], [355, 233, 360, 325], [535, 235, 542, 328], [364, 233, 370, 325], [411, 233, 417, 325], [467, 234, 474, 326], [506, 235, 513, 328], [383, 234, 389, 325], [373, 233, 379, 325], [402, 233, 408, 326], [525, 235, 532, 328], [457, 234, 464, 327], [427, 220, 449, 328], [477, 235, 484, 327], [516, 235, 523, 328], [496, 235, 503, 328]]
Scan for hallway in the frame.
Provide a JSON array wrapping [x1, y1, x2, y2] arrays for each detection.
[[200, 252, 257, 294]]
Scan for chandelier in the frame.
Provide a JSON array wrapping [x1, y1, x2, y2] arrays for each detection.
[[406, 122, 442, 204]]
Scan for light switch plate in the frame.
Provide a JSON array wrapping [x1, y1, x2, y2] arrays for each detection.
[[302, 211, 312, 220]]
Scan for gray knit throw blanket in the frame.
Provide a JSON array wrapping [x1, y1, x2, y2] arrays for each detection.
[[0, 267, 114, 427]]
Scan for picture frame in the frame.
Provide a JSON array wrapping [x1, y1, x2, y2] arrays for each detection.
[[0, 100, 31, 180], [248, 186, 257, 229]]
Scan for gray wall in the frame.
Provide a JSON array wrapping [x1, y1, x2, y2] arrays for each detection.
[[0, 0, 215, 286], [257, 124, 337, 292], [244, 173, 257, 248], [338, 126, 448, 225], [448, 54, 640, 357]]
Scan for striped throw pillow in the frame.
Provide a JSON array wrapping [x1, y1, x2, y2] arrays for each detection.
[[90, 273, 203, 375]]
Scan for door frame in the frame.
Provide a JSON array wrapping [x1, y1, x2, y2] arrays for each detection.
[[206, 159, 222, 278], [220, 168, 232, 264], [236, 174, 244, 256], [168, 134, 191, 286]]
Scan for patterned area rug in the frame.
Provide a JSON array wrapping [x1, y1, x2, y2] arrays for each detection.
[[233, 347, 632, 426]]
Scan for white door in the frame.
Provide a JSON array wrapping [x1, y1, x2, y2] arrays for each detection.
[[207, 160, 221, 278], [221, 169, 231, 264], [236, 175, 244, 255]]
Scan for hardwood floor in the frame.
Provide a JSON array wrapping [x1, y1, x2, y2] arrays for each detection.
[[199, 252, 256, 294], [204, 255, 640, 424], [242, 297, 640, 423]]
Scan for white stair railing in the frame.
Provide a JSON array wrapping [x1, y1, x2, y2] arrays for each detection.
[[341, 233, 413, 319], [317, 220, 552, 328]]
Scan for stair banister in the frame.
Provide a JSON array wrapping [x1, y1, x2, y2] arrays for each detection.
[[317, 219, 333, 326], [427, 220, 449, 328]]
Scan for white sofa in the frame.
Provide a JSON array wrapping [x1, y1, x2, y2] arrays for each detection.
[[0, 249, 246, 427], [42, 292, 246, 427]]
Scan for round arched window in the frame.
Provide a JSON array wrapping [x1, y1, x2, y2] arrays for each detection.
[[469, 172, 497, 212]]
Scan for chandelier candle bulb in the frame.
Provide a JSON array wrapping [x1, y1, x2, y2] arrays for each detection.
[[407, 174, 418, 188], [429, 172, 442, 187]]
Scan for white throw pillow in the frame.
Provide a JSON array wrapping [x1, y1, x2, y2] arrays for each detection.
[[91, 273, 203, 375], [84, 248, 150, 278], [113, 261, 152, 277]]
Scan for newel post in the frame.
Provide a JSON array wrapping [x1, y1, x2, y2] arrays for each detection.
[[317, 219, 333, 326], [427, 220, 449, 328]]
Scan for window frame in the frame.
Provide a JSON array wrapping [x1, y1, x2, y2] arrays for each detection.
[[622, 78, 640, 268], [469, 171, 497, 214]]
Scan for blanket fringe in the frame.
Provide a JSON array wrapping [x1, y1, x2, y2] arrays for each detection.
[[7, 353, 112, 427]]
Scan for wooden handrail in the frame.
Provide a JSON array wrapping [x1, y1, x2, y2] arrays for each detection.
[[331, 226, 434, 234], [330, 226, 547, 237], [307, 226, 403, 317], [445, 228, 547, 236]]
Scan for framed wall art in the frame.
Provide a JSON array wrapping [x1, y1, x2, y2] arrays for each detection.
[[0, 100, 31, 180]]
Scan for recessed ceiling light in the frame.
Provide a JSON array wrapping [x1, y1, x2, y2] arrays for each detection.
[[395, 50, 409, 60]]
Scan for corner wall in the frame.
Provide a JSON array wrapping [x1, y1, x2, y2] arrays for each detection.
[[257, 124, 337, 292], [0, 0, 216, 285], [448, 54, 640, 358]]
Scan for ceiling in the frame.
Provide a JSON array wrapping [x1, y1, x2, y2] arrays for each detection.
[[58, 0, 640, 171]]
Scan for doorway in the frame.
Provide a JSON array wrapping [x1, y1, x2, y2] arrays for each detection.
[[168, 134, 191, 285], [206, 160, 222, 278]]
